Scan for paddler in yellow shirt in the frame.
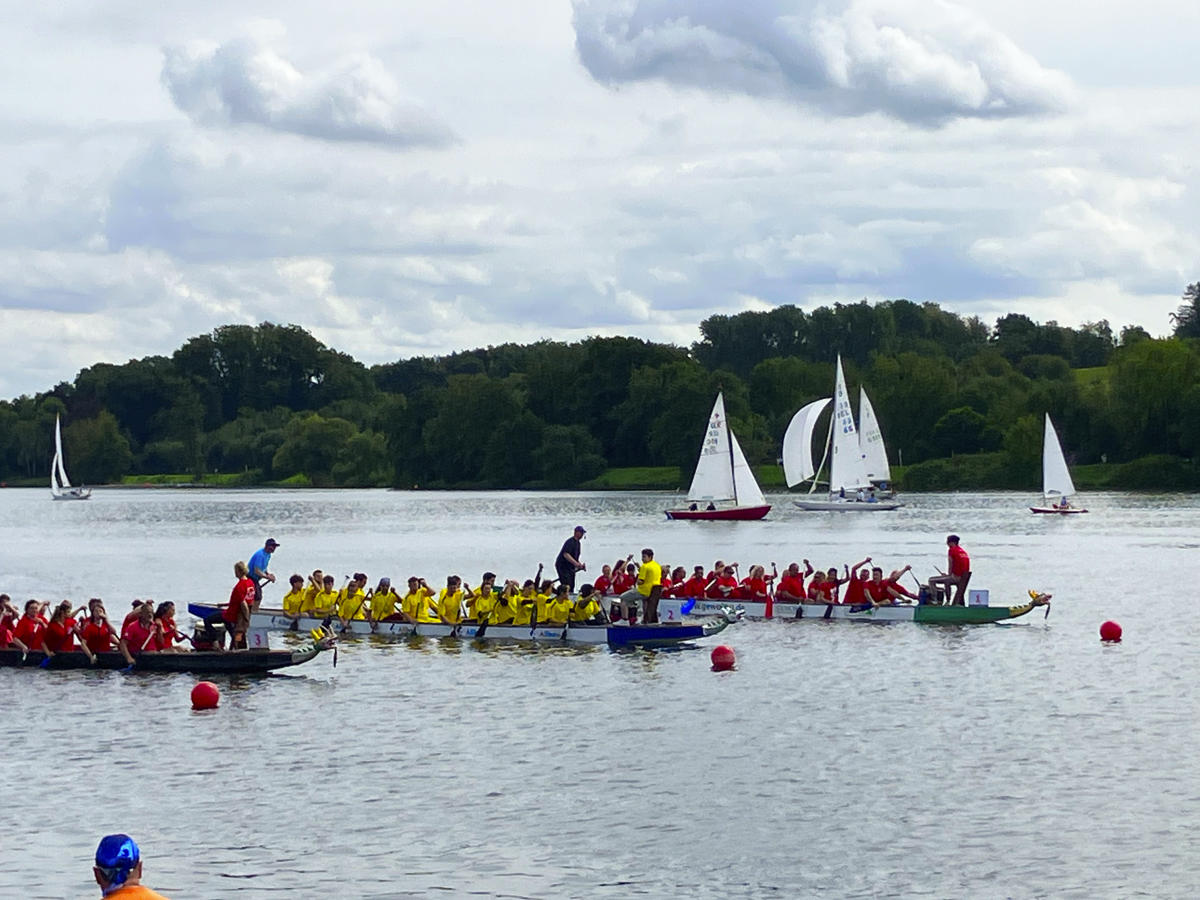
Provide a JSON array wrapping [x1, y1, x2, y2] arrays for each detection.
[[310, 574, 339, 617], [281, 574, 306, 621], [490, 581, 518, 625], [570, 583, 607, 624], [511, 579, 545, 626], [468, 572, 499, 623], [402, 577, 438, 623], [544, 583, 572, 625], [299, 570, 324, 616], [436, 575, 466, 625], [368, 577, 400, 620], [336, 573, 369, 626]]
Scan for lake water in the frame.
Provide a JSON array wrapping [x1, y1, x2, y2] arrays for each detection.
[[2, 488, 1198, 898]]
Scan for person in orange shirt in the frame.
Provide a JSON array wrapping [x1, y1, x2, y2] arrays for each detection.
[[93, 833, 170, 899]]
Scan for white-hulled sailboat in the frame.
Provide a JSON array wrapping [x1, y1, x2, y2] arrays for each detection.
[[784, 356, 902, 511], [50, 414, 91, 501], [665, 392, 771, 520], [1030, 414, 1087, 514]]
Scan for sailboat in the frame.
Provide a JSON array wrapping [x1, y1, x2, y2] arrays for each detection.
[[665, 392, 771, 520], [1030, 414, 1086, 514], [50, 414, 91, 501], [783, 356, 902, 511]]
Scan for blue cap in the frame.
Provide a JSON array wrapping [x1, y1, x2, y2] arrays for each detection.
[[95, 834, 139, 885]]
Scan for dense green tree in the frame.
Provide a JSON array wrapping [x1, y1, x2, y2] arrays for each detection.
[[331, 431, 393, 486], [272, 414, 358, 485], [931, 407, 1002, 456], [66, 412, 132, 483], [1170, 282, 1200, 338]]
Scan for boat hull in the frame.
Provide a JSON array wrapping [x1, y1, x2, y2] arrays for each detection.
[[660, 597, 1043, 624], [189, 603, 731, 646], [792, 498, 903, 511], [665, 505, 771, 521], [0, 646, 326, 673], [1030, 507, 1088, 514]]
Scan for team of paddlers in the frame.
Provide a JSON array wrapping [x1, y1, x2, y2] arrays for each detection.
[[0, 593, 185, 660]]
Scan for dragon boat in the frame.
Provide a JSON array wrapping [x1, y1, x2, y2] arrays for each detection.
[[658, 592, 1051, 625], [187, 603, 738, 648], [0, 634, 335, 674]]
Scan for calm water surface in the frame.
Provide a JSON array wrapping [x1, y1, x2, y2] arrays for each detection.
[[2, 488, 1198, 898]]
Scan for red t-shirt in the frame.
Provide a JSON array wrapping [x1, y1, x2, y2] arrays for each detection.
[[612, 572, 635, 594], [844, 575, 868, 606], [682, 576, 707, 598], [157, 616, 178, 650], [592, 575, 611, 596], [0, 621, 14, 648], [44, 617, 78, 652], [949, 545, 970, 576], [224, 578, 256, 624], [742, 577, 768, 600], [776, 574, 803, 599], [865, 580, 893, 603], [122, 619, 155, 654], [887, 578, 916, 599], [81, 619, 115, 653], [14, 615, 46, 650]]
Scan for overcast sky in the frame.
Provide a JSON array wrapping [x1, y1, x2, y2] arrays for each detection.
[[1, 0, 1197, 398]]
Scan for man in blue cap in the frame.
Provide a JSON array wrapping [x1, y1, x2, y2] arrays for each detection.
[[247, 537, 280, 609], [554, 525, 587, 591], [93, 833, 169, 898]]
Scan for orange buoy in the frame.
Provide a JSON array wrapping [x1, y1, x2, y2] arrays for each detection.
[[1099, 621, 1122, 642], [191, 681, 220, 709], [710, 645, 736, 671]]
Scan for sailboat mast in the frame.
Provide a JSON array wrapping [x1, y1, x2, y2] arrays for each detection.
[[727, 407, 739, 505]]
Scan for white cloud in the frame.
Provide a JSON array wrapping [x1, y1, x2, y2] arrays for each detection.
[[572, 0, 1074, 123], [161, 24, 456, 147]]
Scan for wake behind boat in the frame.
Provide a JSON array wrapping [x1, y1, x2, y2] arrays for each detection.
[[188, 603, 738, 648], [783, 356, 902, 511], [665, 392, 770, 521], [1031, 414, 1088, 514], [50, 413, 90, 501]]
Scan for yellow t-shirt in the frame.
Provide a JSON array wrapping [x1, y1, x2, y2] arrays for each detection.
[[489, 595, 515, 625], [311, 588, 338, 616], [437, 588, 465, 624], [512, 593, 543, 626], [570, 598, 602, 623], [637, 560, 662, 597], [281, 588, 305, 615], [544, 596, 571, 625], [371, 589, 398, 619], [403, 588, 438, 623], [300, 584, 320, 615], [337, 588, 367, 620], [473, 590, 496, 621]]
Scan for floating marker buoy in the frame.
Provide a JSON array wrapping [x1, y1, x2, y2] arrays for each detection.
[[711, 645, 736, 671], [191, 681, 220, 709], [1099, 620, 1122, 643]]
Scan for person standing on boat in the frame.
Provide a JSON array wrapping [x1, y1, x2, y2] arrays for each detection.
[[247, 538, 279, 609], [223, 561, 256, 649], [93, 833, 171, 899], [554, 526, 587, 591], [617, 548, 661, 624], [928, 535, 971, 605]]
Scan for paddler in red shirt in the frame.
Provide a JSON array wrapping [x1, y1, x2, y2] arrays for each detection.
[[80, 598, 136, 664], [13, 599, 49, 650], [0, 595, 28, 651], [153, 601, 188, 651], [681, 565, 707, 598], [842, 558, 872, 607], [865, 567, 907, 607], [775, 561, 814, 602], [121, 601, 158, 656], [592, 564, 613, 596], [44, 599, 96, 663]]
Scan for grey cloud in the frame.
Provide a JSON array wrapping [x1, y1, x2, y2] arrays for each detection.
[[161, 34, 456, 147], [573, 0, 1074, 123]]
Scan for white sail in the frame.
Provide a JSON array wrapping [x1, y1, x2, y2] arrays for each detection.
[[686, 392, 765, 506], [1042, 414, 1076, 499], [828, 357, 871, 494], [52, 414, 72, 492], [782, 397, 831, 487], [858, 388, 892, 483]]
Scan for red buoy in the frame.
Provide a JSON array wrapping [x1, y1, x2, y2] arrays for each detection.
[[191, 681, 220, 709], [1099, 620, 1122, 642], [711, 645, 736, 671]]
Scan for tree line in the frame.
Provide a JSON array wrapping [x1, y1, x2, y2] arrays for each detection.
[[2, 287, 1199, 490]]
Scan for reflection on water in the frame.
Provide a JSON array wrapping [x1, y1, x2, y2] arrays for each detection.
[[3, 488, 1200, 896]]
